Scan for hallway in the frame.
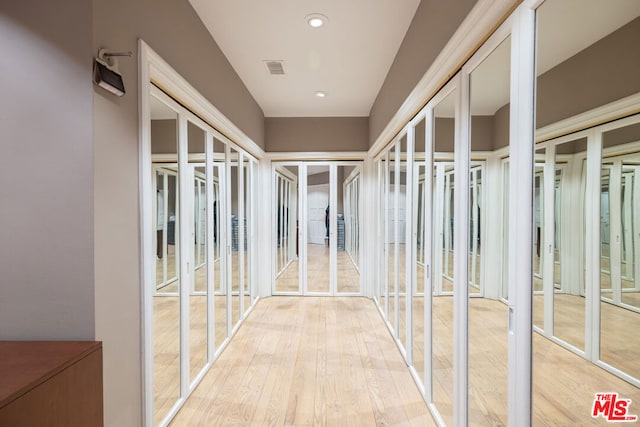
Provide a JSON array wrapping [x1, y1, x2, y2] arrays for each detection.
[[169, 297, 434, 426]]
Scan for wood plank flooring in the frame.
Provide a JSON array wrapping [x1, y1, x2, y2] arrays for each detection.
[[169, 297, 435, 427], [160, 292, 640, 426]]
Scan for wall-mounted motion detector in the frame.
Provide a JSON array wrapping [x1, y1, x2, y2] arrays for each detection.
[[93, 48, 132, 97]]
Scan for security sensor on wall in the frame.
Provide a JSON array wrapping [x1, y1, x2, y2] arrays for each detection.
[[93, 48, 132, 97]]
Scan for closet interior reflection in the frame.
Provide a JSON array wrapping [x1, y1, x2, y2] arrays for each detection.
[[147, 86, 258, 427]]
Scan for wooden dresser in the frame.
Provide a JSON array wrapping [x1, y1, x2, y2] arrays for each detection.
[[0, 341, 103, 426]]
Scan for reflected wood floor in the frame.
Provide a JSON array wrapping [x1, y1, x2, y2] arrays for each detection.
[[275, 244, 361, 293], [534, 293, 640, 380], [154, 295, 242, 425], [169, 297, 435, 427]]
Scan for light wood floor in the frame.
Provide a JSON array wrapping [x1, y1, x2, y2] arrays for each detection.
[[275, 244, 361, 294], [169, 297, 435, 426], [159, 292, 640, 426]]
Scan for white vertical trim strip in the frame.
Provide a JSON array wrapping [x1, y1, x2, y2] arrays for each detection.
[[271, 165, 277, 294], [384, 150, 390, 318], [508, 5, 535, 425], [586, 131, 603, 362], [330, 164, 338, 295], [455, 62, 470, 427], [543, 145, 555, 337], [424, 105, 435, 401], [249, 159, 257, 302], [300, 164, 308, 294], [225, 144, 232, 338], [609, 162, 623, 305], [238, 152, 245, 317], [138, 39, 154, 427], [394, 142, 401, 337], [178, 113, 190, 399], [406, 126, 415, 365], [206, 133, 215, 360]]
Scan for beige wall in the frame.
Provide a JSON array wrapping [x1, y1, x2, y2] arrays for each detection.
[[368, 0, 477, 147], [266, 117, 368, 152], [493, 104, 510, 151], [431, 116, 496, 153], [93, 0, 265, 426], [0, 1, 94, 338]]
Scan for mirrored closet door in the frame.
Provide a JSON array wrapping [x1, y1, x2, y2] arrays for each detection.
[[533, 1, 640, 422], [145, 85, 258, 427]]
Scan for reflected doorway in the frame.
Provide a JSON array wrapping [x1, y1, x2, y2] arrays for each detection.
[[272, 162, 362, 295]]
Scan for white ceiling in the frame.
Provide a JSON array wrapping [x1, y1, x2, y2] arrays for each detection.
[[189, 0, 420, 117]]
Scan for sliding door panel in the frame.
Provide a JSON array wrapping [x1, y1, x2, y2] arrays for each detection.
[[150, 95, 181, 425], [306, 164, 330, 293], [213, 138, 227, 349], [552, 137, 587, 351], [468, 36, 510, 426], [600, 121, 640, 380], [337, 165, 361, 293], [274, 166, 300, 293], [187, 120, 207, 383], [229, 148, 242, 329], [413, 115, 427, 388], [432, 90, 456, 426]]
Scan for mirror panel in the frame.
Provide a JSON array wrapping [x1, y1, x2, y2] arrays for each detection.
[[187, 121, 207, 383], [399, 136, 408, 348], [379, 158, 388, 314], [275, 165, 300, 293], [501, 160, 509, 301], [337, 165, 361, 293], [468, 35, 511, 425], [213, 138, 227, 349], [552, 137, 587, 351], [432, 89, 456, 425], [150, 95, 180, 425], [388, 146, 397, 333], [307, 164, 331, 293], [413, 115, 427, 387], [243, 156, 251, 313], [600, 120, 640, 380], [533, 148, 546, 330], [534, 0, 640, 420], [229, 148, 241, 329]]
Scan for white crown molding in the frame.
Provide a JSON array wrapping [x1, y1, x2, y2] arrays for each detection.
[[368, 0, 520, 157], [141, 39, 265, 160], [265, 151, 368, 161], [535, 92, 640, 143]]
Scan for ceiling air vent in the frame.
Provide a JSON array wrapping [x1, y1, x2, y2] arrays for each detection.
[[264, 60, 285, 75]]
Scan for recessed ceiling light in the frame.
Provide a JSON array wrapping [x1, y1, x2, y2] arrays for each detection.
[[306, 13, 328, 28], [315, 91, 327, 98]]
